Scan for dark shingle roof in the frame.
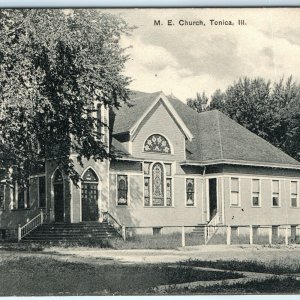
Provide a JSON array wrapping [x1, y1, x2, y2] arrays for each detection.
[[113, 91, 162, 134], [113, 91, 300, 167], [111, 137, 129, 156]]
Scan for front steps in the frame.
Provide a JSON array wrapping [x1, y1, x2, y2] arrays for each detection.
[[21, 222, 121, 242]]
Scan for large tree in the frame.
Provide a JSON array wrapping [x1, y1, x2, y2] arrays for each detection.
[[186, 92, 209, 113], [187, 76, 300, 161], [0, 9, 132, 185]]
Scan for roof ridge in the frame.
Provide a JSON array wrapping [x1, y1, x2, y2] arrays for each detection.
[[218, 111, 300, 164]]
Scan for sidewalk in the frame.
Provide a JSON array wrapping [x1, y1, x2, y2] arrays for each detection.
[[46, 244, 300, 265]]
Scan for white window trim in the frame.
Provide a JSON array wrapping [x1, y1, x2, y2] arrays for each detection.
[[116, 173, 130, 206], [271, 179, 281, 208], [230, 177, 241, 207], [10, 182, 30, 210], [185, 177, 197, 207], [290, 180, 299, 208], [251, 178, 261, 208], [142, 133, 174, 155], [143, 161, 174, 208]]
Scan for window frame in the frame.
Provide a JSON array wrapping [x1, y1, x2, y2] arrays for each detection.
[[116, 174, 129, 206], [185, 178, 196, 207], [38, 176, 46, 209], [230, 177, 240, 207], [290, 180, 299, 208], [142, 133, 173, 155], [11, 182, 30, 210], [271, 180, 281, 208], [251, 178, 261, 208], [143, 161, 174, 207]]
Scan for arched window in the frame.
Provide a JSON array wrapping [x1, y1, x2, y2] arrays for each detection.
[[144, 162, 173, 207], [53, 169, 63, 184], [144, 134, 171, 154], [82, 168, 98, 182], [117, 175, 128, 205], [152, 163, 164, 206], [81, 168, 99, 221], [53, 169, 64, 222]]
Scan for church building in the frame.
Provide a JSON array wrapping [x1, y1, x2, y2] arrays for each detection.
[[1, 91, 300, 239]]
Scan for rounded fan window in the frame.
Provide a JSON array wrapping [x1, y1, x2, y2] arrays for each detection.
[[144, 134, 171, 154]]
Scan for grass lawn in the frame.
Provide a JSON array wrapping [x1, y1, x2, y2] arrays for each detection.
[[0, 256, 241, 296], [171, 277, 300, 294], [183, 258, 300, 275]]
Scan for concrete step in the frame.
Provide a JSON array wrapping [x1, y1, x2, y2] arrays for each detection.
[[21, 222, 121, 243]]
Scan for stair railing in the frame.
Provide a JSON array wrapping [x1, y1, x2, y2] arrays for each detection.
[[18, 209, 45, 241], [205, 212, 220, 245], [102, 211, 126, 240]]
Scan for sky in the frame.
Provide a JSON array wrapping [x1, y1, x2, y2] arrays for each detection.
[[104, 8, 300, 102]]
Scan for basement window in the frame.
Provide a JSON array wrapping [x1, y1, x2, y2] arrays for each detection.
[[153, 227, 162, 236]]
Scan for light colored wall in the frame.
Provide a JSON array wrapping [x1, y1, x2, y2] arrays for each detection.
[[131, 101, 186, 162], [69, 157, 109, 223], [222, 175, 300, 226], [109, 173, 205, 227]]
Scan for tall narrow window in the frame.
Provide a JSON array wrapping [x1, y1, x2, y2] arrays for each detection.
[[18, 186, 25, 209], [291, 181, 298, 208], [230, 178, 239, 206], [252, 179, 260, 207], [117, 175, 128, 205], [143, 162, 173, 207], [25, 187, 30, 209], [0, 184, 5, 210], [152, 163, 164, 206], [11, 184, 17, 209], [97, 103, 102, 139], [144, 177, 150, 207], [166, 178, 172, 207], [39, 176, 46, 208], [186, 178, 195, 206], [272, 180, 280, 207]]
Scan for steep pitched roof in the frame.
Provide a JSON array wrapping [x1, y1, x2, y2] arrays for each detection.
[[113, 91, 300, 168], [113, 91, 162, 134]]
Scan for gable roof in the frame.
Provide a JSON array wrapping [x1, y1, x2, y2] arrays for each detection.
[[113, 91, 162, 134], [113, 91, 193, 141], [112, 90, 300, 169]]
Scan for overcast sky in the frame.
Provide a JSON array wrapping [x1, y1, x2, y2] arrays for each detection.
[[107, 8, 300, 102]]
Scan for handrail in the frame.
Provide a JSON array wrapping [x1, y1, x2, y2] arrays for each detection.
[[205, 213, 220, 245], [102, 211, 126, 240], [18, 210, 45, 241]]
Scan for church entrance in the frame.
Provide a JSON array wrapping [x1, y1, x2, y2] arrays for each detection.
[[81, 168, 99, 222], [53, 169, 65, 223]]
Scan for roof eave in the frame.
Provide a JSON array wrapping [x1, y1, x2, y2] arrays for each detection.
[[129, 92, 194, 142], [180, 159, 300, 170]]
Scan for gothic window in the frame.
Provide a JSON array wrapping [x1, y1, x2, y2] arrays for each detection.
[[186, 178, 195, 206], [144, 162, 173, 207], [152, 163, 164, 206], [82, 169, 98, 182], [144, 134, 171, 154], [117, 175, 128, 205]]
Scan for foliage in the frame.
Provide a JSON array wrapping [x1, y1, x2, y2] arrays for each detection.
[[0, 9, 133, 185], [188, 76, 300, 161], [186, 92, 209, 112]]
